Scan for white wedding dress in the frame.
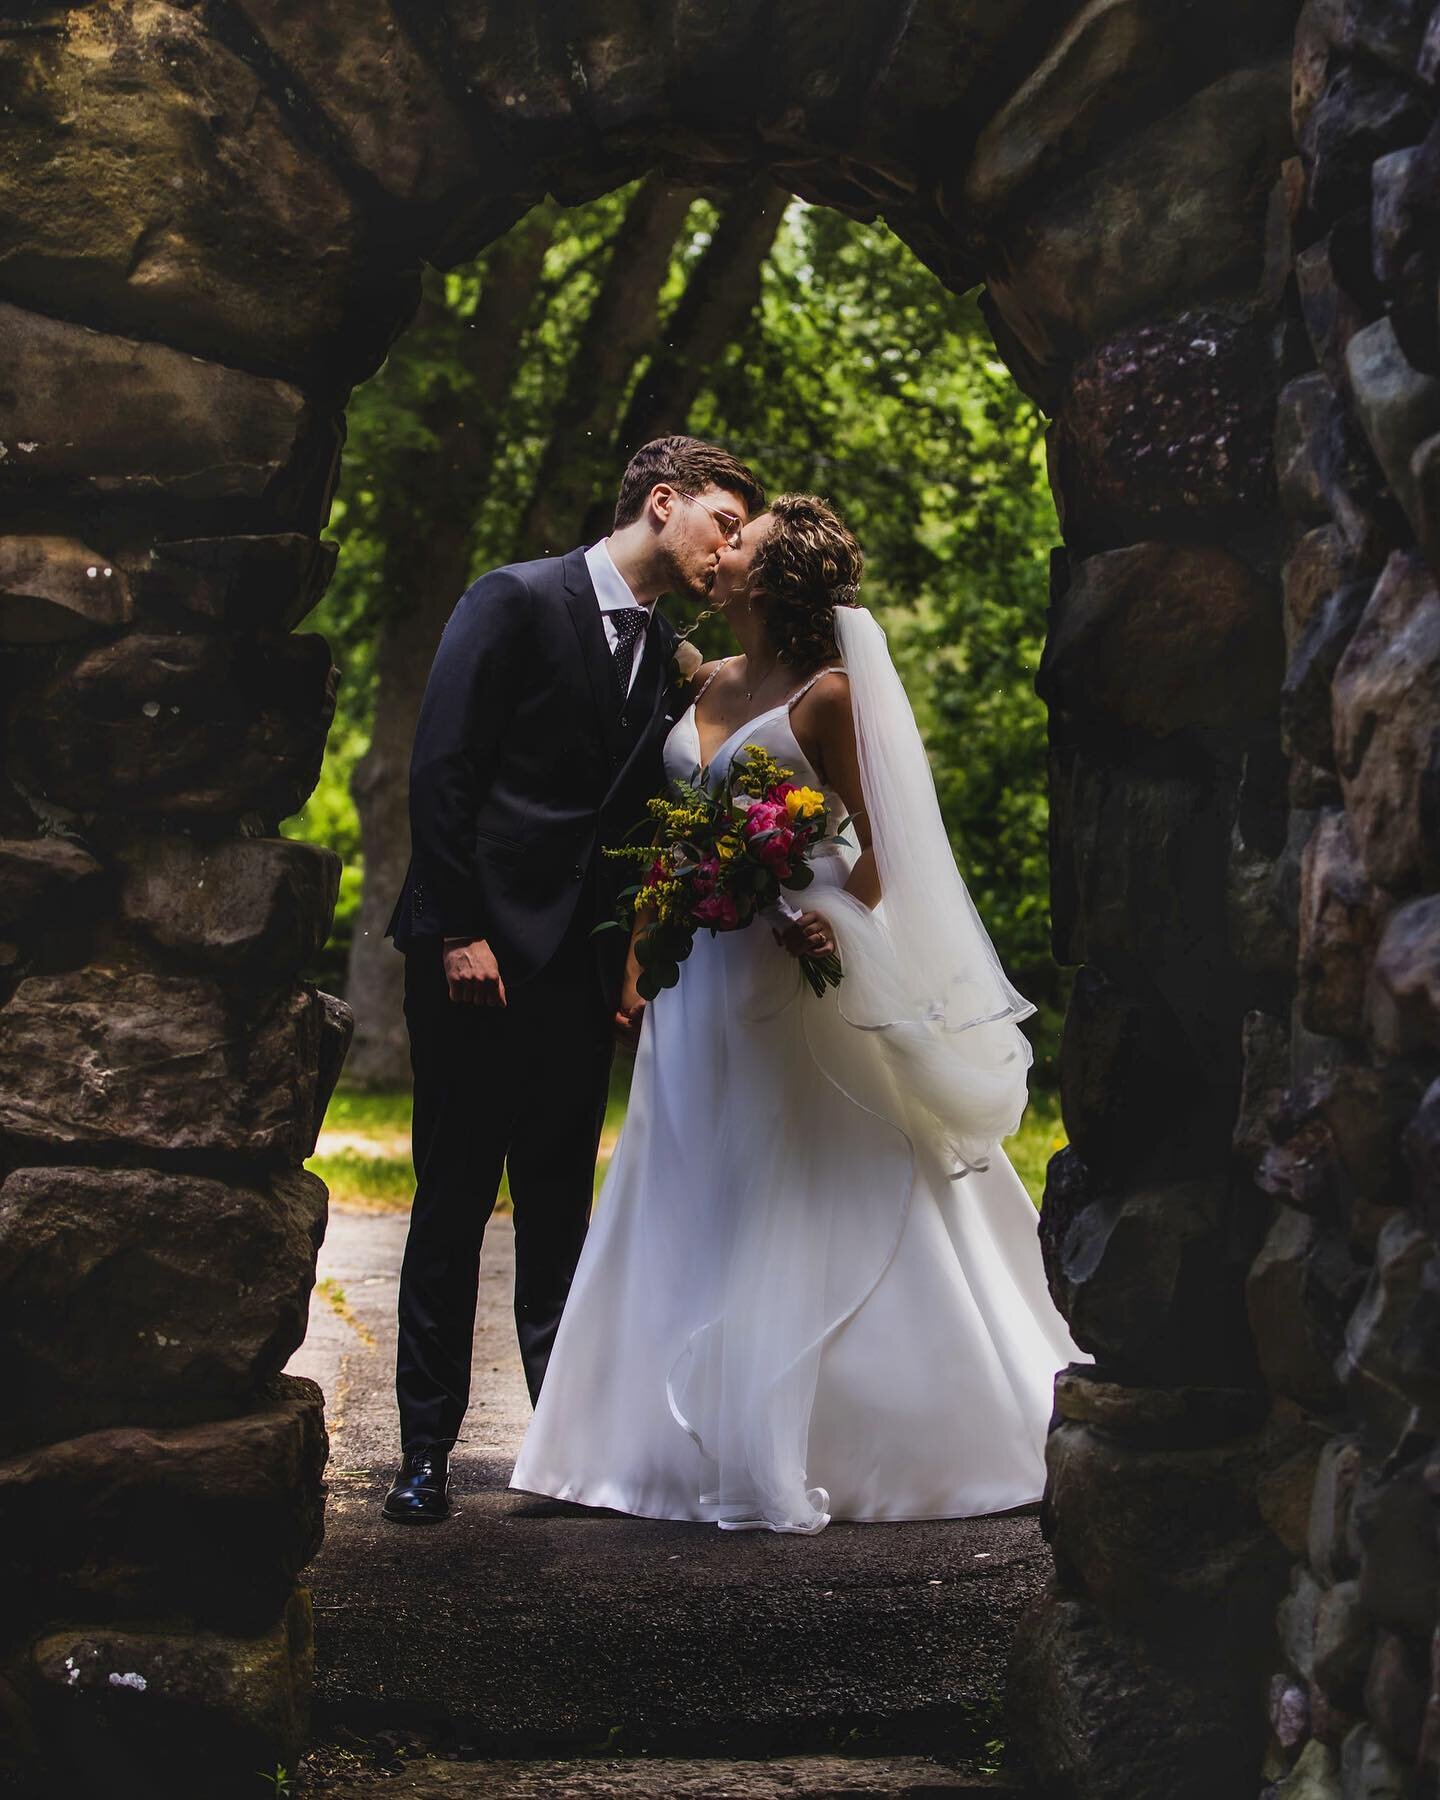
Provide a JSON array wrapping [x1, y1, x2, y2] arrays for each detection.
[[510, 611, 1082, 1532]]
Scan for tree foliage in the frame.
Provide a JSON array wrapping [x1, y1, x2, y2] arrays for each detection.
[[290, 185, 1063, 1074]]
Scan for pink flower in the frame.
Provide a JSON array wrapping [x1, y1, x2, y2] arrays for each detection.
[[693, 892, 740, 929], [769, 781, 799, 803], [690, 855, 721, 896], [742, 800, 785, 837], [755, 827, 795, 878]]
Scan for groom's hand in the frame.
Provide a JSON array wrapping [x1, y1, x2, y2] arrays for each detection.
[[613, 999, 645, 1051], [442, 937, 507, 1007]]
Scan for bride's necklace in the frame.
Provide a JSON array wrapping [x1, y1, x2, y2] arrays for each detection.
[[742, 653, 783, 703]]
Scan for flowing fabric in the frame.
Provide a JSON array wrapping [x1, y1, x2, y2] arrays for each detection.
[[510, 624, 1083, 1532]]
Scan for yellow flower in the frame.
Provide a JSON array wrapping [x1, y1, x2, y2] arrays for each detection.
[[716, 834, 743, 864], [638, 877, 685, 923], [784, 786, 826, 824], [732, 745, 794, 797]]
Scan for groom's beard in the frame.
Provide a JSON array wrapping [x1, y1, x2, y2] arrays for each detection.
[[660, 543, 717, 604]]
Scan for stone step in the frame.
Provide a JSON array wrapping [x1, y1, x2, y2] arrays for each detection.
[[307, 1480, 1045, 1761], [302, 1752, 1015, 1796], [295, 1213, 1051, 1766]]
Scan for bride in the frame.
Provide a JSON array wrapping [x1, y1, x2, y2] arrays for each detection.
[[510, 494, 1081, 1533]]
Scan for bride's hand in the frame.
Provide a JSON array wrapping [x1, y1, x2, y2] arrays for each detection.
[[613, 979, 646, 1051], [775, 909, 836, 960]]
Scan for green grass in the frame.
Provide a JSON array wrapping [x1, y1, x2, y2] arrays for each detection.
[[311, 1069, 1066, 1213], [308, 1148, 433, 1212], [318, 1086, 415, 1136], [1003, 1088, 1067, 1208]]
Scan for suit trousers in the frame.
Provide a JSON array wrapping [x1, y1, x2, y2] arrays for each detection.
[[396, 911, 615, 1451]]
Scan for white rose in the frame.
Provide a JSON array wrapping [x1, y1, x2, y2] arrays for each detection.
[[672, 639, 704, 681]]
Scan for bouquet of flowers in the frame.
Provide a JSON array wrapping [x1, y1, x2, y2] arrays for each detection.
[[605, 744, 850, 1000]]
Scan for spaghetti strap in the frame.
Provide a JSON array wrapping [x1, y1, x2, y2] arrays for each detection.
[[784, 665, 844, 709], [693, 656, 735, 707]]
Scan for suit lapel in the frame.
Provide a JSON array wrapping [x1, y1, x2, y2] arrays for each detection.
[[561, 548, 622, 756]]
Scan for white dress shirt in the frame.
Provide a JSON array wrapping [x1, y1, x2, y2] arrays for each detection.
[[584, 539, 653, 701]]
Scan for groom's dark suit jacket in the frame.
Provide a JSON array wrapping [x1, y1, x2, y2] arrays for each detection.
[[386, 547, 678, 1005]]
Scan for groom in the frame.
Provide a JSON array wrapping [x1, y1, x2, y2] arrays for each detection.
[[382, 436, 765, 1523]]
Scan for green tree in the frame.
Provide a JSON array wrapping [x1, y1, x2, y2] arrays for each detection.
[[686, 202, 1061, 1024], [290, 189, 1063, 1080]]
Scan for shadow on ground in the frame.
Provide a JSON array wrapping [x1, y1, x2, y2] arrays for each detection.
[[287, 1210, 1044, 1794]]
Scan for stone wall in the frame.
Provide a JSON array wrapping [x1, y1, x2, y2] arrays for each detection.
[[981, 13, 1307, 1794], [3, 2, 1434, 1795], [1251, 4, 1440, 1796], [0, 2, 382, 1786], [1003, 5, 1440, 1795]]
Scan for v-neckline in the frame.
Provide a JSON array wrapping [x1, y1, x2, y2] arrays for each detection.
[[691, 656, 801, 774], [693, 700, 790, 777]]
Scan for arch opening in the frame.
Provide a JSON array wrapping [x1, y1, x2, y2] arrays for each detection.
[[3, 4, 1436, 1796]]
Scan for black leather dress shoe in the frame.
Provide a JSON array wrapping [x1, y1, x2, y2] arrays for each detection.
[[382, 1450, 451, 1523]]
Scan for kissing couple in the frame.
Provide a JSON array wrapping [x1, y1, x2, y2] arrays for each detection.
[[383, 434, 1080, 1532]]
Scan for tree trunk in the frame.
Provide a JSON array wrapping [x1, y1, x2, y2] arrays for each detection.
[[343, 216, 554, 1088], [621, 181, 786, 446], [580, 178, 787, 543], [515, 177, 701, 559]]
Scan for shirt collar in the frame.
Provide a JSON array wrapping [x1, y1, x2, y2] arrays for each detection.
[[585, 539, 651, 615]]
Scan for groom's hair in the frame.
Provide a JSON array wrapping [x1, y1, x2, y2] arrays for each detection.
[[613, 436, 765, 530]]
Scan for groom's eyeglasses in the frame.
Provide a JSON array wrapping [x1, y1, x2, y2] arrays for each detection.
[[677, 492, 745, 549]]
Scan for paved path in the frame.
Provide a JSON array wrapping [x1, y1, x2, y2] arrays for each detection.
[[286, 1207, 1044, 1787]]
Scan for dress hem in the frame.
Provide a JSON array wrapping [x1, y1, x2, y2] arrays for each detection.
[[506, 1474, 1042, 1528]]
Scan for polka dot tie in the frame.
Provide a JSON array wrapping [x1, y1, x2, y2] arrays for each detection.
[[610, 606, 648, 705]]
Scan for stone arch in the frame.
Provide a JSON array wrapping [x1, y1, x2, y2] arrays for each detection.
[[2, 3, 1437, 1795]]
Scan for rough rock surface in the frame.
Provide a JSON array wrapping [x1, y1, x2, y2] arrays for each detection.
[[1052, 310, 1280, 543], [0, 0, 412, 379], [116, 835, 339, 973], [1038, 541, 1282, 734], [7, 631, 337, 819], [0, 967, 327, 1160], [0, 1164, 327, 1444], [1333, 550, 1440, 894], [1007, 1591, 1271, 1798], [30, 1588, 314, 1799], [1368, 897, 1440, 1055], [0, 1377, 327, 1632], [0, 303, 325, 514], [1043, 1420, 1285, 1626], [1041, 1156, 1252, 1384], [0, 536, 133, 643], [984, 62, 1293, 382], [1297, 810, 1389, 1038], [127, 533, 339, 633], [1255, 9, 1440, 1790], [0, 836, 102, 929]]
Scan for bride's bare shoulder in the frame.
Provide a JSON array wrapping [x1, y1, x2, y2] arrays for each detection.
[[683, 656, 729, 702], [794, 668, 851, 722]]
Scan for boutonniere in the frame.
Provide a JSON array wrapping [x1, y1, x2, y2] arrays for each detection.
[[671, 638, 704, 683]]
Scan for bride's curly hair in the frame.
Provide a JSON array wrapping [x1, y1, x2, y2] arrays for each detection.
[[750, 493, 864, 669]]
